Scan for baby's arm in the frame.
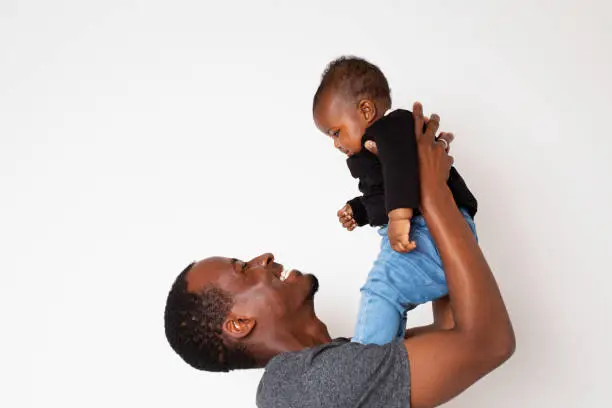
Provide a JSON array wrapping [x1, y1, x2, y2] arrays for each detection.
[[367, 110, 421, 252], [388, 208, 416, 252], [338, 197, 369, 231]]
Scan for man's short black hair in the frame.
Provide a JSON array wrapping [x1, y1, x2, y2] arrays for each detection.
[[164, 262, 257, 372], [313, 56, 392, 112]]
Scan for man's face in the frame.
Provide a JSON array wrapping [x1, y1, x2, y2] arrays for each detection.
[[313, 89, 368, 157], [185, 253, 320, 339]]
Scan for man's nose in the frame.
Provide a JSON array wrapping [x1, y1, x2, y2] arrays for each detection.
[[251, 252, 274, 267], [334, 138, 341, 149]]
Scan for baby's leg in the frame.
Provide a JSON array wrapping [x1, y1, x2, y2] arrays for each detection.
[[352, 289, 405, 345], [352, 211, 476, 344], [352, 236, 418, 345], [371, 210, 478, 311]]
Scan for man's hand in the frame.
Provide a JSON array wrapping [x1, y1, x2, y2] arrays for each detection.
[[412, 105, 455, 205], [364, 131, 454, 156], [337, 204, 357, 231], [388, 208, 416, 252]]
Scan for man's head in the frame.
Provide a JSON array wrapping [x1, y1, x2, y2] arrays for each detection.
[[313, 56, 392, 156], [164, 253, 328, 372]]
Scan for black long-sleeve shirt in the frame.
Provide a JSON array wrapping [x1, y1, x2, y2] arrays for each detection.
[[346, 109, 478, 227]]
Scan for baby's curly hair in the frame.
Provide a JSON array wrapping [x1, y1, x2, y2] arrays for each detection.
[[313, 56, 392, 112]]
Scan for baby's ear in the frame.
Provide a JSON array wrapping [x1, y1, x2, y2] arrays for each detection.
[[358, 99, 377, 124]]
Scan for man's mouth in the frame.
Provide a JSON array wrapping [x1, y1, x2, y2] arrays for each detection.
[[278, 265, 318, 299], [280, 265, 293, 282], [279, 265, 305, 284]]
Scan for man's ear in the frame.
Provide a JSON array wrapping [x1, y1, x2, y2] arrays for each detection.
[[358, 99, 378, 124], [223, 314, 256, 340]]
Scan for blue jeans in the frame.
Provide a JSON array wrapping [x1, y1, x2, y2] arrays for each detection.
[[352, 209, 477, 345]]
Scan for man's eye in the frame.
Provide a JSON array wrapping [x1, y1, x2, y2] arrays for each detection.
[[332, 130, 340, 137]]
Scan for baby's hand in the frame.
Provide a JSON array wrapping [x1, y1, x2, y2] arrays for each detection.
[[337, 204, 357, 231], [388, 218, 416, 253]]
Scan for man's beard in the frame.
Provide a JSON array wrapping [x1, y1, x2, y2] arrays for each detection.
[[306, 274, 319, 300]]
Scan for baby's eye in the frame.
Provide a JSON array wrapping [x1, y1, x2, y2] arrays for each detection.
[[331, 130, 340, 138]]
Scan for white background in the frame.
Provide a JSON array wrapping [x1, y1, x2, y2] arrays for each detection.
[[1, 1, 611, 407]]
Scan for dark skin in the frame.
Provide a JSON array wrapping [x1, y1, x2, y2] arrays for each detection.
[[185, 256, 330, 367], [186, 102, 515, 408]]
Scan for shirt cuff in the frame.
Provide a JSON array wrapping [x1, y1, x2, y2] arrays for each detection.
[[347, 197, 369, 227]]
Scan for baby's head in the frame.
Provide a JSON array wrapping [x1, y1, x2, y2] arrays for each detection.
[[313, 56, 391, 156]]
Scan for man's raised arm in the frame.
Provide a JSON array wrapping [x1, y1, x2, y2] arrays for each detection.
[[403, 103, 515, 408]]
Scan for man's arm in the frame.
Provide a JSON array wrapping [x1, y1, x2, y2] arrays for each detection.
[[401, 103, 514, 408]]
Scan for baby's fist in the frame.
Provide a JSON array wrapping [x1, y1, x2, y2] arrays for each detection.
[[388, 218, 416, 252], [337, 204, 357, 231]]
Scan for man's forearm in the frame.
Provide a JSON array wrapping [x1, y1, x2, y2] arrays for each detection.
[[422, 186, 513, 346]]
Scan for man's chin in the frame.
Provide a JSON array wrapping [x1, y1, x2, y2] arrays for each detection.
[[306, 274, 319, 300]]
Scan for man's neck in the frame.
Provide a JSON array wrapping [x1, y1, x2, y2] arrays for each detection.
[[253, 321, 332, 366]]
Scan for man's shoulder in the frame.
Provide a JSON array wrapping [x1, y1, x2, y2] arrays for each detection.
[[263, 338, 351, 374], [256, 340, 411, 408], [256, 339, 352, 407]]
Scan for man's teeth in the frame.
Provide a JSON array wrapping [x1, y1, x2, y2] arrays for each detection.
[[280, 267, 293, 282]]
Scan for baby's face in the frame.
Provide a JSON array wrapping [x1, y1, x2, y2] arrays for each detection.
[[313, 89, 368, 157]]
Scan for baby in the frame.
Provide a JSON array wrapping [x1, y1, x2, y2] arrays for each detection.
[[312, 56, 478, 345]]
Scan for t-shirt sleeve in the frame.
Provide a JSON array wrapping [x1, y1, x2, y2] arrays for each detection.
[[256, 340, 411, 408]]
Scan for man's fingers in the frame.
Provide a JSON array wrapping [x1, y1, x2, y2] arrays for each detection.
[[364, 140, 378, 155], [413, 102, 425, 140], [436, 138, 449, 152], [438, 132, 454, 143], [436, 132, 455, 153], [423, 113, 440, 144], [437, 132, 454, 152]]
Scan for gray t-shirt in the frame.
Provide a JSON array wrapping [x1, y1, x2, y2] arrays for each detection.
[[256, 339, 410, 407]]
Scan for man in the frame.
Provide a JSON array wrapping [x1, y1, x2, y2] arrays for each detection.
[[164, 102, 515, 407]]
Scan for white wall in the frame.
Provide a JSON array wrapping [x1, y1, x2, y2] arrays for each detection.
[[1, 1, 611, 407]]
